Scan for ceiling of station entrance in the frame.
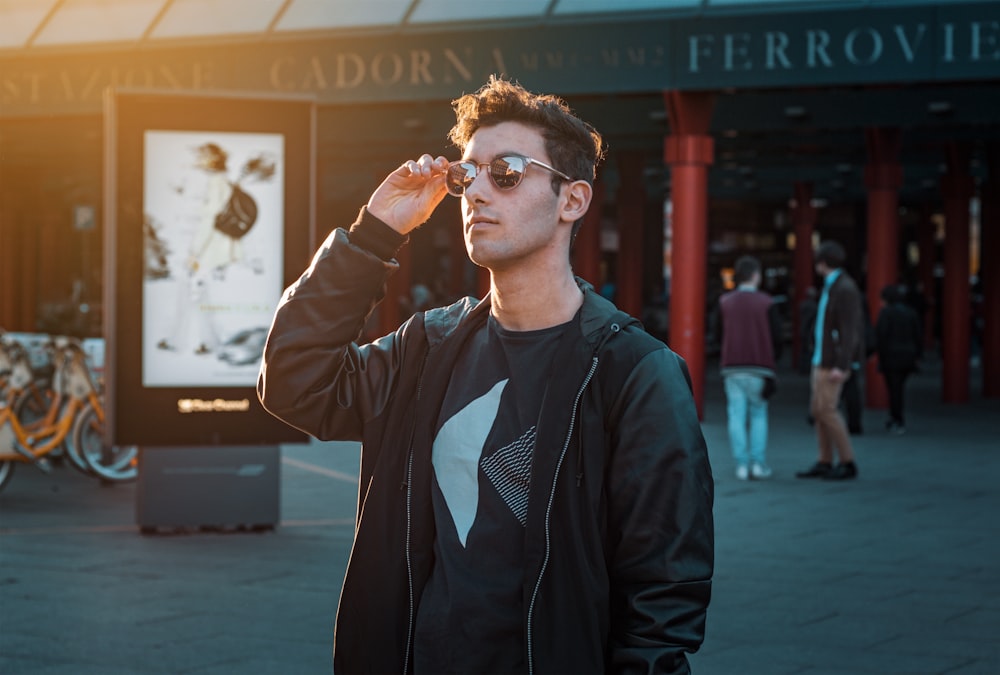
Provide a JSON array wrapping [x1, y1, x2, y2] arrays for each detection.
[[2, 0, 992, 51], [1, 0, 996, 207]]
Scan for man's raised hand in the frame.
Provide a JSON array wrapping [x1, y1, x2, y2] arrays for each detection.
[[367, 154, 451, 235]]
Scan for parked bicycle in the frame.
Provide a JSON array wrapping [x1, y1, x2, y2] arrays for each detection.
[[0, 335, 136, 491]]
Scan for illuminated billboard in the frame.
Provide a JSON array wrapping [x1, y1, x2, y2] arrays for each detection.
[[142, 130, 285, 388], [105, 90, 313, 446]]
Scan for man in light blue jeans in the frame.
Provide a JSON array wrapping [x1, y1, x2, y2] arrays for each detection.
[[716, 256, 783, 480], [723, 373, 770, 478]]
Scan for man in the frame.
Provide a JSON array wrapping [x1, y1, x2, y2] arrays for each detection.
[[875, 283, 923, 434], [796, 241, 863, 481], [717, 255, 782, 480], [258, 77, 713, 674]]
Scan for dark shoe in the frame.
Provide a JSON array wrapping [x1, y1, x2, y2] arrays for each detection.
[[823, 462, 858, 481], [157, 339, 175, 351], [194, 343, 212, 355], [796, 462, 833, 479]]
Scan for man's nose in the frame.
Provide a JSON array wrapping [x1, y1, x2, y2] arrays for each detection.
[[463, 169, 490, 201]]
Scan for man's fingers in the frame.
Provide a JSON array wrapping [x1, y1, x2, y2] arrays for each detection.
[[401, 154, 449, 179]]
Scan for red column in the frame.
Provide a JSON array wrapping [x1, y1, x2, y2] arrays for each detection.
[[940, 143, 974, 403], [863, 128, 903, 410], [791, 182, 816, 372], [616, 152, 646, 320], [664, 91, 715, 418], [916, 203, 937, 351], [573, 178, 604, 288], [980, 143, 999, 398]]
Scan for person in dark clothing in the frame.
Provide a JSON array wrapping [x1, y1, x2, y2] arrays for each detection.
[[717, 255, 783, 480], [876, 283, 923, 434], [840, 294, 876, 434], [840, 366, 864, 434], [796, 241, 864, 481], [258, 76, 713, 674]]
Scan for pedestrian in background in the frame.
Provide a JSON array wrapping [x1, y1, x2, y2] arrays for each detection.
[[839, 294, 873, 435], [876, 283, 923, 434], [258, 76, 713, 674], [718, 255, 783, 480], [797, 240, 863, 481]]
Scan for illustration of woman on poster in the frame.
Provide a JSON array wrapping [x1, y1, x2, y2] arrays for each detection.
[[157, 142, 234, 355], [143, 130, 283, 388]]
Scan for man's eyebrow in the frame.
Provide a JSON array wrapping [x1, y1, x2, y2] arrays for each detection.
[[463, 151, 526, 162]]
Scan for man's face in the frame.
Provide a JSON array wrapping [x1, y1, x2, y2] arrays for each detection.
[[815, 260, 830, 279], [459, 121, 568, 272]]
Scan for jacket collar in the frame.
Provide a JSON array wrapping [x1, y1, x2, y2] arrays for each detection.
[[422, 277, 636, 353]]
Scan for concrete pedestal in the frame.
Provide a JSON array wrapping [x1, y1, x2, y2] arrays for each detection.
[[136, 445, 280, 533]]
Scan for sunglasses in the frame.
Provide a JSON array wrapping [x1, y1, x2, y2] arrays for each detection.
[[445, 154, 572, 197]]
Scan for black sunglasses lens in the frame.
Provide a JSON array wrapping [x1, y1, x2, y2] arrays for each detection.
[[447, 162, 475, 195], [490, 156, 526, 189]]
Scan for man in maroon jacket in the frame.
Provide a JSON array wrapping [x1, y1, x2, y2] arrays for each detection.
[[717, 256, 782, 480]]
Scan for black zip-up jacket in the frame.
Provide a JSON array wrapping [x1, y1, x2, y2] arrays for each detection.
[[258, 209, 714, 674]]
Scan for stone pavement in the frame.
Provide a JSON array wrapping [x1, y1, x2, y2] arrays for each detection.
[[1, 358, 998, 674]]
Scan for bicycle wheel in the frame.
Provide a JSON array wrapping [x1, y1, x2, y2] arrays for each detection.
[[72, 404, 137, 483], [84, 444, 138, 483], [0, 460, 13, 492], [12, 386, 66, 461], [12, 386, 51, 426], [61, 400, 94, 475]]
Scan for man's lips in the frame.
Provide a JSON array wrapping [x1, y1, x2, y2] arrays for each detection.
[[467, 216, 498, 230]]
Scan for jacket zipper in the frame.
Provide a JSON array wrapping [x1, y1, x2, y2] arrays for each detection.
[[403, 355, 428, 675], [525, 355, 599, 675]]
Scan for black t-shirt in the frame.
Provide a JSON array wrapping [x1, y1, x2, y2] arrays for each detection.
[[413, 315, 568, 675]]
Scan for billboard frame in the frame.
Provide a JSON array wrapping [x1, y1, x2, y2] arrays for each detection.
[[103, 88, 314, 446]]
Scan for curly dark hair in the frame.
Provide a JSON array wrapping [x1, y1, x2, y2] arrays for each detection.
[[448, 76, 605, 243]]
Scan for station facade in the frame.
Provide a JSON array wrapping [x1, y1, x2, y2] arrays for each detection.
[[1, 0, 998, 412]]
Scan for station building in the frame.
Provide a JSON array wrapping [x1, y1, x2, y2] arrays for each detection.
[[1, 0, 998, 414]]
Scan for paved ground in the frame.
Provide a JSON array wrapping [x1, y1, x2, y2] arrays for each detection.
[[2, 356, 998, 674]]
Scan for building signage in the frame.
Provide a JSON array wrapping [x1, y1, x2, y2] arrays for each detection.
[[0, 3, 996, 117], [672, 3, 1000, 89]]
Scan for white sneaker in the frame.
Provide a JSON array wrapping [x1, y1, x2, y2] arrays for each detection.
[[735, 465, 749, 481], [751, 463, 773, 480]]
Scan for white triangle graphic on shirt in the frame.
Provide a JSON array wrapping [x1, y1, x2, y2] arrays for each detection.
[[432, 378, 507, 547]]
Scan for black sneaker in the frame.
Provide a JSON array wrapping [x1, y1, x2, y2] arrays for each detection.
[[795, 462, 833, 479], [823, 462, 858, 481]]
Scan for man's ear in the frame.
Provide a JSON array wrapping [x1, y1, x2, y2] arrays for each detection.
[[560, 180, 592, 225]]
